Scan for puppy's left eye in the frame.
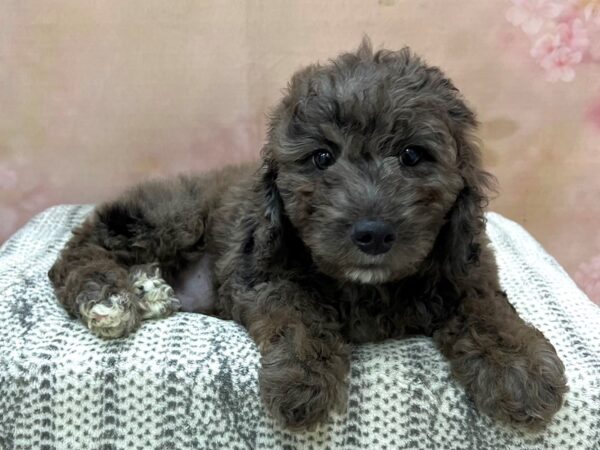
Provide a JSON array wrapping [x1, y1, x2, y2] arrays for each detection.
[[399, 146, 425, 167], [313, 149, 336, 170]]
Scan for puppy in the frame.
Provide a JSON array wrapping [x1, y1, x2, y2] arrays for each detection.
[[49, 40, 567, 431]]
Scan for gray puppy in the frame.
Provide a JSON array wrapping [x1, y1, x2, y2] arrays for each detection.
[[49, 40, 567, 431]]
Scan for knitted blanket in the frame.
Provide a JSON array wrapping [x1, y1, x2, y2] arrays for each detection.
[[0, 205, 599, 450]]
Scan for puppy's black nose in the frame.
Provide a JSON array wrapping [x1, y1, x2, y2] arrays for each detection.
[[351, 220, 395, 255]]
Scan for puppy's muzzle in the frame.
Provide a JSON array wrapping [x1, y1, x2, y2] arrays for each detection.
[[351, 219, 395, 255]]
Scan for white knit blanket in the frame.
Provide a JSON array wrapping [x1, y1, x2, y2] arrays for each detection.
[[0, 205, 599, 450]]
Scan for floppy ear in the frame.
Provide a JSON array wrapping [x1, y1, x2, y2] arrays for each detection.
[[258, 146, 284, 229], [432, 107, 496, 282], [252, 145, 286, 266]]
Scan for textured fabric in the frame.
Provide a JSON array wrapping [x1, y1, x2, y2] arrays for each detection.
[[0, 205, 599, 450]]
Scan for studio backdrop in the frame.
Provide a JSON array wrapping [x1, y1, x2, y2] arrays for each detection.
[[1, 0, 599, 303]]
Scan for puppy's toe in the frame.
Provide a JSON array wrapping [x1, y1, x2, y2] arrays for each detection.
[[81, 293, 140, 339], [131, 270, 181, 319]]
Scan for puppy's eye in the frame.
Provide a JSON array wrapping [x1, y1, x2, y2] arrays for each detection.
[[313, 149, 335, 170], [399, 146, 425, 167]]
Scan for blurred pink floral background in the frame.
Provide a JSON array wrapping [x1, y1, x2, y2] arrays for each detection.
[[1, 0, 599, 305]]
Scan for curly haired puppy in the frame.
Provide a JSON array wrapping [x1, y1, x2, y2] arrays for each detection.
[[49, 40, 567, 431]]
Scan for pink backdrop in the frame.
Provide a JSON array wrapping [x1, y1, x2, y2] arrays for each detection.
[[1, 1, 599, 304]]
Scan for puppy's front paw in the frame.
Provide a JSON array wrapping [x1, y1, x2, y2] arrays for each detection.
[[259, 349, 348, 430], [465, 338, 568, 429], [80, 292, 140, 339], [131, 269, 181, 319]]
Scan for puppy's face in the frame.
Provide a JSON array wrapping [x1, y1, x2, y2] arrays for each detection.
[[265, 44, 480, 284]]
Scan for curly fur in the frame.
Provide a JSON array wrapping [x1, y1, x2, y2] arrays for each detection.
[[49, 39, 567, 431]]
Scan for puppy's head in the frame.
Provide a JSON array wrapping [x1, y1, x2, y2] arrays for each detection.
[[261, 39, 492, 284]]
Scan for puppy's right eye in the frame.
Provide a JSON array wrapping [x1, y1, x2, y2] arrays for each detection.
[[399, 146, 424, 167], [312, 150, 335, 170]]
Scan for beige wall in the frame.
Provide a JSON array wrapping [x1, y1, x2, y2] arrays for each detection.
[[1, 1, 599, 303]]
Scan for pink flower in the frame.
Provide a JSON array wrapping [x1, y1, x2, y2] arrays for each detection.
[[574, 253, 600, 305], [507, 0, 566, 34], [556, 18, 591, 51], [533, 42, 581, 81], [530, 18, 590, 81]]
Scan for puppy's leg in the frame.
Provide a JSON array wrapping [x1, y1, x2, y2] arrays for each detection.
[[49, 176, 206, 338], [228, 280, 350, 430], [434, 290, 568, 429]]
